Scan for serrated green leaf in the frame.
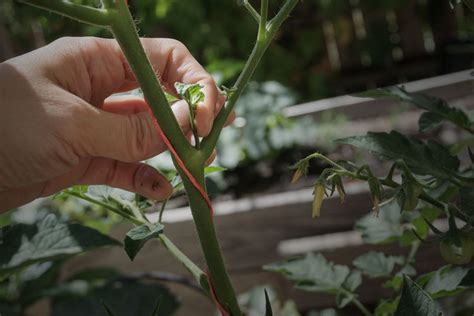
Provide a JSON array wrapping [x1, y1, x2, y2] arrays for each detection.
[[360, 86, 472, 132], [353, 252, 404, 279], [342, 270, 362, 292], [307, 308, 338, 316], [355, 201, 403, 244], [395, 276, 443, 316], [264, 289, 273, 316], [0, 303, 22, 316], [124, 223, 164, 261], [459, 185, 474, 218], [0, 214, 120, 278], [264, 253, 352, 293], [375, 298, 399, 316], [174, 82, 205, 107], [102, 301, 117, 316], [50, 280, 179, 316], [152, 297, 161, 316], [463, 0, 474, 11], [419, 265, 470, 299], [337, 131, 459, 180], [204, 166, 227, 175]]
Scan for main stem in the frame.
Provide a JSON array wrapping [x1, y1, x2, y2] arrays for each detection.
[[109, 0, 193, 159], [177, 158, 241, 315]]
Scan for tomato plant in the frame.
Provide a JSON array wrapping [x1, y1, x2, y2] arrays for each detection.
[[1, 0, 474, 316]]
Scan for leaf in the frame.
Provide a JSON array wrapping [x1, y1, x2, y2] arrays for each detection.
[[418, 112, 445, 132], [459, 185, 474, 218], [264, 289, 273, 316], [0, 303, 22, 316], [264, 253, 355, 294], [355, 201, 403, 244], [174, 82, 205, 108], [418, 265, 470, 298], [375, 298, 399, 316], [342, 270, 362, 292], [359, 86, 472, 132], [204, 166, 227, 175], [102, 301, 117, 316], [239, 286, 301, 316], [0, 214, 120, 278], [307, 309, 338, 316], [353, 252, 404, 279], [123, 223, 164, 261], [50, 280, 179, 316], [395, 276, 443, 316], [337, 131, 459, 180], [463, 0, 474, 11], [152, 297, 161, 316]]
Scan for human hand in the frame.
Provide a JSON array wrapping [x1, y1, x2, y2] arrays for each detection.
[[0, 37, 228, 211]]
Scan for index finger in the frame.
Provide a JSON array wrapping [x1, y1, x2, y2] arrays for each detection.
[[140, 38, 220, 136]]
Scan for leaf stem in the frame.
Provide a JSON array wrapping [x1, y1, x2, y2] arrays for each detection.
[[242, 0, 260, 23], [350, 294, 373, 316], [158, 199, 168, 223], [158, 234, 211, 297], [64, 191, 144, 226], [306, 153, 448, 211], [18, 0, 111, 26]]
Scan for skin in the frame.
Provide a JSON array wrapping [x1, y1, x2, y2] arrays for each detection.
[[0, 37, 234, 212]]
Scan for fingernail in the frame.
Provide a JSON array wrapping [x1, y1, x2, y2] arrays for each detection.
[[139, 168, 170, 200]]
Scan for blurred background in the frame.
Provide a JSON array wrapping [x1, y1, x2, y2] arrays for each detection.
[[1, 0, 474, 315]]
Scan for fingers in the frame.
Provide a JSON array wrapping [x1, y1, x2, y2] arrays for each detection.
[[49, 37, 227, 138], [0, 157, 171, 212], [77, 97, 192, 162], [76, 158, 172, 201], [38, 158, 172, 201]]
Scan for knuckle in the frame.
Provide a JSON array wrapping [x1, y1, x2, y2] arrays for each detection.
[[104, 160, 120, 185], [125, 114, 155, 161]]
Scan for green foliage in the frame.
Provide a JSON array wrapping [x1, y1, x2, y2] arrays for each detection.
[[269, 87, 474, 315], [50, 279, 179, 316], [394, 276, 443, 316], [337, 131, 460, 180], [360, 86, 473, 133], [0, 214, 120, 279], [124, 223, 164, 261], [355, 202, 404, 244], [353, 252, 405, 279], [264, 253, 362, 309], [238, 286, 300, 316]]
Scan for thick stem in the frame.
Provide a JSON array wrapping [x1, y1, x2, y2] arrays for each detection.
[[18, 0, 111, 26], [178, 161, 242, 315], [109, 0, 194, 159]]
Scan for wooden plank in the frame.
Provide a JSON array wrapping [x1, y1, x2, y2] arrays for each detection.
[[283, 69, 474, 120]]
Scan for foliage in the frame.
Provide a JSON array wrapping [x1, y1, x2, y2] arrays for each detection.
[[277, 86, 474, 315], [3, 0, 474, 315]]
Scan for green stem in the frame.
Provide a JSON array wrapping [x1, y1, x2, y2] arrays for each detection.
[[178, 160, 242, 315], [158, 199, 168, 223], [64, 191, 144, 226], [18, 0, 111, 26], [242, 0, 260, 23], [308, 153, 447, 211], [258, 0, 269, 41], [158, 234, 210, 297], [201, 0, 299, 158], [350, 294, 373, 316], [109, 0, 194, 160]]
